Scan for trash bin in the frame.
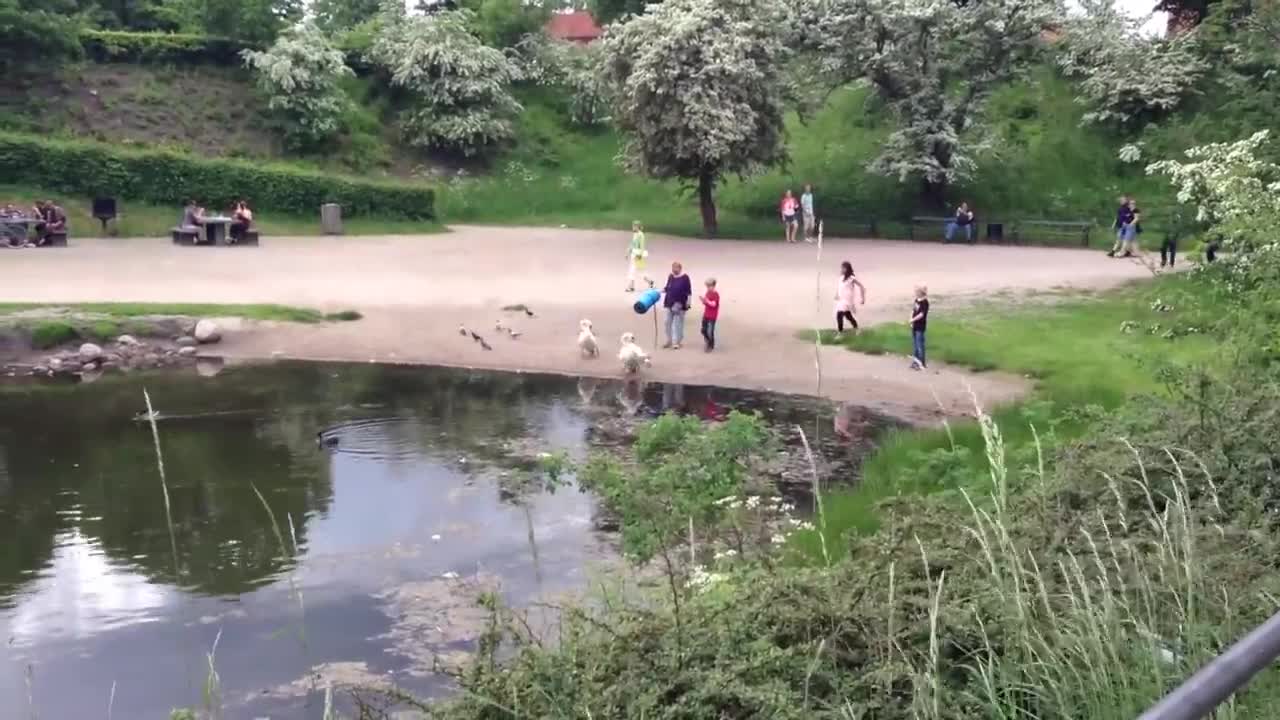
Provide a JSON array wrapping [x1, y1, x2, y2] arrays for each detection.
[[986, 222, 1003, 243], [320, 203, 343, 235]]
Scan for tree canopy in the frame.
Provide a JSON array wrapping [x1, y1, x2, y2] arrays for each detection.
[[600, 0, 793, 236]]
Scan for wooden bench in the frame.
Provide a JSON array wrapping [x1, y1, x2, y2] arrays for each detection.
[[1011, 220, 1092, 247], [910, 216, 978, 243], [820, 216, 880, 238], [231, 229, 260, 246]]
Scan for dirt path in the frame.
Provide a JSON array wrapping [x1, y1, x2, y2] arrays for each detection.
[[0, 227, 1153, 423]]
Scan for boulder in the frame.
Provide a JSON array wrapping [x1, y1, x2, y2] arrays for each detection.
[[196, 358, 224, 378], [193, 319, 222, 344], [60, 360, 83, 374], [49, 358, 63, 371], [178, 346, 198, 358], [32, 365, 47, 375], [82, 361, 98, 372], [176, 336, 198, 348], [80, 369, 103, 384], [116, 335, 139, 346], [78, 343, 104, 363]]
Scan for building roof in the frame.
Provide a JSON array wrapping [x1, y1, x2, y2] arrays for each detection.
[[545, 11, 604, 42]]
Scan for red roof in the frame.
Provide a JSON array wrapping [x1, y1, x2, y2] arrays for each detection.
[[545, 11, 603, 43]]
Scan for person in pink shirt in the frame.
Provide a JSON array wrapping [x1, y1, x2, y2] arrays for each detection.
[[834, 260, 867, 337], [780, 189, 799, 243]]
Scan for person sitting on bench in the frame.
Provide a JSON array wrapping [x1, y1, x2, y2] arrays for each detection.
[[944, 202, 975, 243], [230, 200, 254, 243], [181, 199, 206, 238], [1, 203, 27, 248], [35, 201, 66, 246]]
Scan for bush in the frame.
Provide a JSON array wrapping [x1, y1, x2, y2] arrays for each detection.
[[79, 30, 259, 66], [0, 1, 83, 70], [0, 132, 434, 219], [30, 321, 77, 349]]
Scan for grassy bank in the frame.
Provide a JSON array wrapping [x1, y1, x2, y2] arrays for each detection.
[[0, 302, 360, 349], [0, 185, 443, 238], [804, 275, 1217, 551]]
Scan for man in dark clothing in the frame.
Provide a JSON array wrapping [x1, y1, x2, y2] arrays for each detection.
[[1108, 194, 1132, 257], [1161, 208, 1192, 268], [944, 202, 975, 243], [662, 261, 693, 349]]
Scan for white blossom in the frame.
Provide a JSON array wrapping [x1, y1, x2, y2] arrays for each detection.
[[368, 6, 521, 156], [600, 0, 793, 235], [242, 23, 353, 147], [1056, 0, 1206, 127]]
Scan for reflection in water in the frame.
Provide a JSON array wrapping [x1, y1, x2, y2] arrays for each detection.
[[0, 362, 892, 719]]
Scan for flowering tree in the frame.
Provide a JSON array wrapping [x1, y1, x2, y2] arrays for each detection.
[[811, 0, 1056, 204], [1147, 130, 1280, 232], [368, 6, 521, 156], [600, 0, 793, 236], [242, 23, 353, 149], [510, 35, 610, 127], [1056, 0, 1207, 128]]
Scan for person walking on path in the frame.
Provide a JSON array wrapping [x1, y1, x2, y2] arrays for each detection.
[[909, 285, 929, 370], [699, 277, 720, 352], [626, 220, 649, 292], [1122, 198, 1143, 257], [834, 261, 866, 337], [801, 184, 817, 242], [944, 202, 975, 243], [780, 189, 799, 243], [1161, 208, 1191, 269], [662, 261, 693, 350], [1108, 194, 1136, 257]]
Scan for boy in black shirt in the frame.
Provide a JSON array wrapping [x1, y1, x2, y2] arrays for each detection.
[[910, 285, 929, 370]]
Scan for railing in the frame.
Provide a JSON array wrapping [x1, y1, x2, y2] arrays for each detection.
[[1139, 609, 1280, 720]]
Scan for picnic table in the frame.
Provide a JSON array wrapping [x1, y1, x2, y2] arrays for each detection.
[[202, 215, 233, 245], [1, 216, 34, 247]]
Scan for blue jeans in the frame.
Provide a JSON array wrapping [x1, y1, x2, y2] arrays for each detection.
[[912, 329, 927, 367], [665, 307, 686, 345], [945, 222, 972, 243]]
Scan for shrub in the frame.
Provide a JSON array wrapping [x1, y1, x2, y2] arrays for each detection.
[[367, 8, 521, 156], [0, 1, 83, 70], [242, 23, 353, 150], [30, 321, 77, 349], [0, 132, 434, 219], [80, 30, 258, 66]]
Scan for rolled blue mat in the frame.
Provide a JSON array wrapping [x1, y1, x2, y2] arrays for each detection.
[[633, 288, 661, 314]]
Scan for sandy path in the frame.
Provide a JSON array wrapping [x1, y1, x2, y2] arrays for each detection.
[[0, 227, 1152, 423]]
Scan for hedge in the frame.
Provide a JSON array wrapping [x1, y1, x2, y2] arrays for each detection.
[[0, 132, 435, 219], [80, 30, 259, 67]]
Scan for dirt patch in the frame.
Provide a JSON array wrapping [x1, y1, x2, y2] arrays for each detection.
[[0, 228, 1156, 424]]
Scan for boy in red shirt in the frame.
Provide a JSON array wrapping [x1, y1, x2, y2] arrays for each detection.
[[699, 277, 720, 352]]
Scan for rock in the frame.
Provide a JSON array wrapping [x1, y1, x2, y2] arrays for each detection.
[[49, 358, 63, 371], [104, 353, 121, 363], [60, 360, 83, 374], [82, 361, 98, 372], [32, 365, 47, 375], [178, 346, 198, 357], [100, 361, 117, 372], [176, 336, 198, 348], [78, 343, 103, 363], [116, 335, 138, 346], [193, 319, 222, 344], [80, 369, 103, 384], [196, 358, 224, 378]]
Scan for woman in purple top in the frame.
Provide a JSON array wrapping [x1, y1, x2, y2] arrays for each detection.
[[662, 261, 693, 349]]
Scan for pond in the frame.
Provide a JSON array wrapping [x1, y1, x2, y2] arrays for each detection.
[[0, 360, 891, 719]]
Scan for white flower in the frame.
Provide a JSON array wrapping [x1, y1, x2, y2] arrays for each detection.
[[745, 496, 762, 510], [770, 534, 787, 545], [713, 549, 738, 561], [713, 495, 738, 506]]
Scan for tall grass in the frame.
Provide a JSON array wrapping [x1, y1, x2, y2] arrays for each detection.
[[900, 397, 1250, 719]]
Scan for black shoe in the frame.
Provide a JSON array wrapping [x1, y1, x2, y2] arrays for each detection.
[[1122, 252, 1134, 258], [1106, 251, 1115, 257]]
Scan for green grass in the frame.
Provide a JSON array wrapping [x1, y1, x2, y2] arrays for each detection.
[[0, 185, 444, 238], [30, 321, 78, 349], [0, 302, 339, 323], [801, 276, 1218, 551]]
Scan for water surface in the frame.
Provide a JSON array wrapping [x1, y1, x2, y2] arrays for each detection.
[[0, 361, 888, 718]]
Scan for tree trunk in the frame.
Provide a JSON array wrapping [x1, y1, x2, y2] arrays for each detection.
[[698, 172, 718, 238]]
